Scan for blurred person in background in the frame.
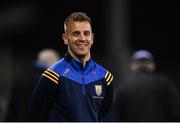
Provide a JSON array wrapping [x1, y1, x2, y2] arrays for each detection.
[[29, 12, 114, 122], [5, 48, 60, 121], [32, 48, 61, 80], [34, 48, 61, 71], [115, 49, 180, 121]]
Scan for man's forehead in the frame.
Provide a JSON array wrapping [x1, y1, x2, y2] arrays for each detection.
[[69, 21, 91, 27], [69, 22, 92, 31], [65, 21, 92, 34]]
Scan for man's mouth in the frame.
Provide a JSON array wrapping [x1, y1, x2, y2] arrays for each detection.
[[76, 43, 87, 49]]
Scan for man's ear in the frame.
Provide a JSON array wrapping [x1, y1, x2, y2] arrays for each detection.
[[62, 34, 68, 45], [91, 33, 94, 44]]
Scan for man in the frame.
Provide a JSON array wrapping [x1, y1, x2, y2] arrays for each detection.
[[115, 49, 180, 121], [29, 12, 114, 122]]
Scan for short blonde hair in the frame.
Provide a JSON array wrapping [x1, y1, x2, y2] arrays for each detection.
[[64, 12, 92, 33]]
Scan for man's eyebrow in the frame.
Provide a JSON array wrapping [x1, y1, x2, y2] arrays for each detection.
[[69, 31, 80, 35], [72, 31, 80, 33]]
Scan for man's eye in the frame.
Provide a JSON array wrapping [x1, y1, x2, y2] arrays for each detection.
[[72, 33, 79, 36], [84, 32, 90, 36]]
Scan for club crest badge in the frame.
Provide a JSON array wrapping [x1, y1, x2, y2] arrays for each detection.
[[95, 85, 102, 96]]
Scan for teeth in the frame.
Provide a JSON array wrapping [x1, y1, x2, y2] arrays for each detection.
[[79, 44, 85, 48], [77, 44, 86, 47]]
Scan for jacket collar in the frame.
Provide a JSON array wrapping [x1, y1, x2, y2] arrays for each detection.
[[64, 52, 94, 75]]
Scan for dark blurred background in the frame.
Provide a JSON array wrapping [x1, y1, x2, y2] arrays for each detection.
[[0, 0, 179, 121]]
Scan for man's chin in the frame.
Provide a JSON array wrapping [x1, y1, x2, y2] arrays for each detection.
[[76, 52, 88, 57], [77, 53, 86, 57], [76, 50, 87, 55]]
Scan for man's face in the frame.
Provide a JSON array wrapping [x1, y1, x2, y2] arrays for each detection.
[[63, 21, 94, 59]]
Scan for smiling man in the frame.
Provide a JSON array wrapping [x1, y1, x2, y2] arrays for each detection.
[[29, 12, 114, 122]]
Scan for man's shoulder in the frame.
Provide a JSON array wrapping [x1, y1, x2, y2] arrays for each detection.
[[91, 61, 113, 85], [47, 58, 68, 76], [94, 61, 112, 73], [38, 58, 68, 85]]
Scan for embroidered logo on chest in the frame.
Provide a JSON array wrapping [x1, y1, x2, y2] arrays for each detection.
[[95, 85, 102, 96]]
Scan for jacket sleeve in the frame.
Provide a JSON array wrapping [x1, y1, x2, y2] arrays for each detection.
[[29, 69, 60, 121], [100, 71, 114, 120]]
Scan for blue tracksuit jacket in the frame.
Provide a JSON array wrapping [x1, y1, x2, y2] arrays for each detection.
[[29, 53, 113, 121]]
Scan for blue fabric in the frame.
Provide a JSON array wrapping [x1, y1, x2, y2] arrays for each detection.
[[50, 55, 107, 85], [29, 53, 113, 121]]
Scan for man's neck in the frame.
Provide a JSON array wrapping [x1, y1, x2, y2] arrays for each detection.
[[69, 51, 91, 68]]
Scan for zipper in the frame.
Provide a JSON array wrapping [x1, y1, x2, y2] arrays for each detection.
[[82, 71, 85, 95]]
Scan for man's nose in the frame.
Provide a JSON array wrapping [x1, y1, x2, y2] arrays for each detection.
[[79, 34, 86, 40]]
